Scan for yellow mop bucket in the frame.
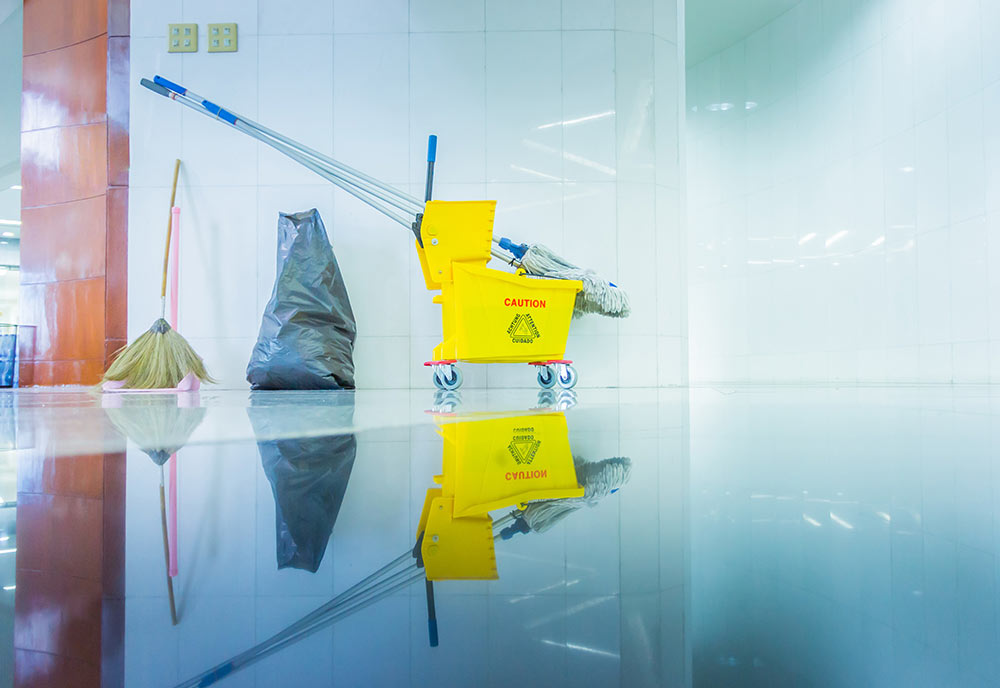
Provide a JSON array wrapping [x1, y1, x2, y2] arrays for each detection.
[[417, 200, 582, 390], [438, 413, 583, 517], [445, 263, 579, 363], [416, 412, 583, 581]]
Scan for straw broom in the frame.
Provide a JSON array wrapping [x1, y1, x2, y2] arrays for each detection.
[[103, 159, 213, 388]]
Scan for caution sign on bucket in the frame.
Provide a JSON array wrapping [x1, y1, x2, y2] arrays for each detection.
[[507, 314, 540, 344]]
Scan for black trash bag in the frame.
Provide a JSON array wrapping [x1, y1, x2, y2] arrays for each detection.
[[257, 431, 357, 573], [247, 209, 357, 389]]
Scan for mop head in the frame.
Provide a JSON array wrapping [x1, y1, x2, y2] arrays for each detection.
[[518, 456, 632, 534], [103, 318, 214, 389], [519, 244, 631, 319], [104, 398, 207, 465]]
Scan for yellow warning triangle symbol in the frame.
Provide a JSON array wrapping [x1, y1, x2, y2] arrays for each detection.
[[509, 439, 535, 462], [512, 318, 534, 338]]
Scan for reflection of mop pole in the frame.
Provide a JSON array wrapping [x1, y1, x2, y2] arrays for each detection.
[[425, 579, 439, 647], [174, 514, 514, 688], [159, 466, 178, 625], [178, 455, 629, 688]]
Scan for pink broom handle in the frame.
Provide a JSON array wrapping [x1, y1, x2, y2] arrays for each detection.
[[168, 206, 180, 578], [170, 207, 180, 328]]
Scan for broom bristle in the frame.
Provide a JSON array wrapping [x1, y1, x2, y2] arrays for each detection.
[[103, 318, 215, 389]]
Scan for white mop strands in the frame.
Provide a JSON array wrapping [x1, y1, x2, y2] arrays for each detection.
[[494, 238, 631, 319], [504, 456, 633, 535]]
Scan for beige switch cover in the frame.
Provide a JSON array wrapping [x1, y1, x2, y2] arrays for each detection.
[[207, 23, 238, 52], [167, 23, 198, 53]]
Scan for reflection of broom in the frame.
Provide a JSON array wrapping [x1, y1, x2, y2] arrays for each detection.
[[105, 399, 207, 625], [103, 159, 213, 388]]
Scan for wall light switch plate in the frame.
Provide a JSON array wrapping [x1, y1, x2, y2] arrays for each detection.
[[168, 23, 198, 52], [207, 23, 238, 52]]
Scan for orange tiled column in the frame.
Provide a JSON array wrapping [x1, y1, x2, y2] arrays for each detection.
[[14, 1, 130, 685], [18, 0, 129, 386], [13, 449, 126, 688]]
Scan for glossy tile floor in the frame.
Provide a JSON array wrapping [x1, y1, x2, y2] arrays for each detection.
[[3, 386, 1000, 687]]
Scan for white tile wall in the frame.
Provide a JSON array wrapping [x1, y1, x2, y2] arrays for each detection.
[[687, 0, 1000, 383], [129, 0, 687, 389]]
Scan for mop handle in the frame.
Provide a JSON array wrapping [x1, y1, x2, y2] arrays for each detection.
[[238, 121, 416, 224], [141, 80, 415, 226], [150, 76, 422, 211], [424, 134, 437, 202], [237, 114, 419, 216]]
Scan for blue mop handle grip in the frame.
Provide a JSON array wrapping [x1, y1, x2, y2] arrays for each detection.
[[153, 75, 187, 95], [427, 134, 437, 163], [424, 134, 437, 203], [498, 237, 529, 261], [201, 99, 238, 125], [152, 75, 238, 124]]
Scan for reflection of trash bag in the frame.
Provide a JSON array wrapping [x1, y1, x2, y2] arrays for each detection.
[[247, 209, 356, 390], [258, 434, 356, 572]]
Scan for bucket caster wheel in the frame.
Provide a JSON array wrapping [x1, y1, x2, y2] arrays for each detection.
[[537, 366, 556, 389], [556, 363, 578, 389], [433, 364, 462, 391]]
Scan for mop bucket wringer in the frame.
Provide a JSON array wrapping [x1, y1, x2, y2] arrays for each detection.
[[416, 199, 582, 390]]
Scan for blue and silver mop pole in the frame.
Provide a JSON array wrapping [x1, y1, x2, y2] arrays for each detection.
[[141, 77, 417, 226], [146, 76, 424, 215]]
